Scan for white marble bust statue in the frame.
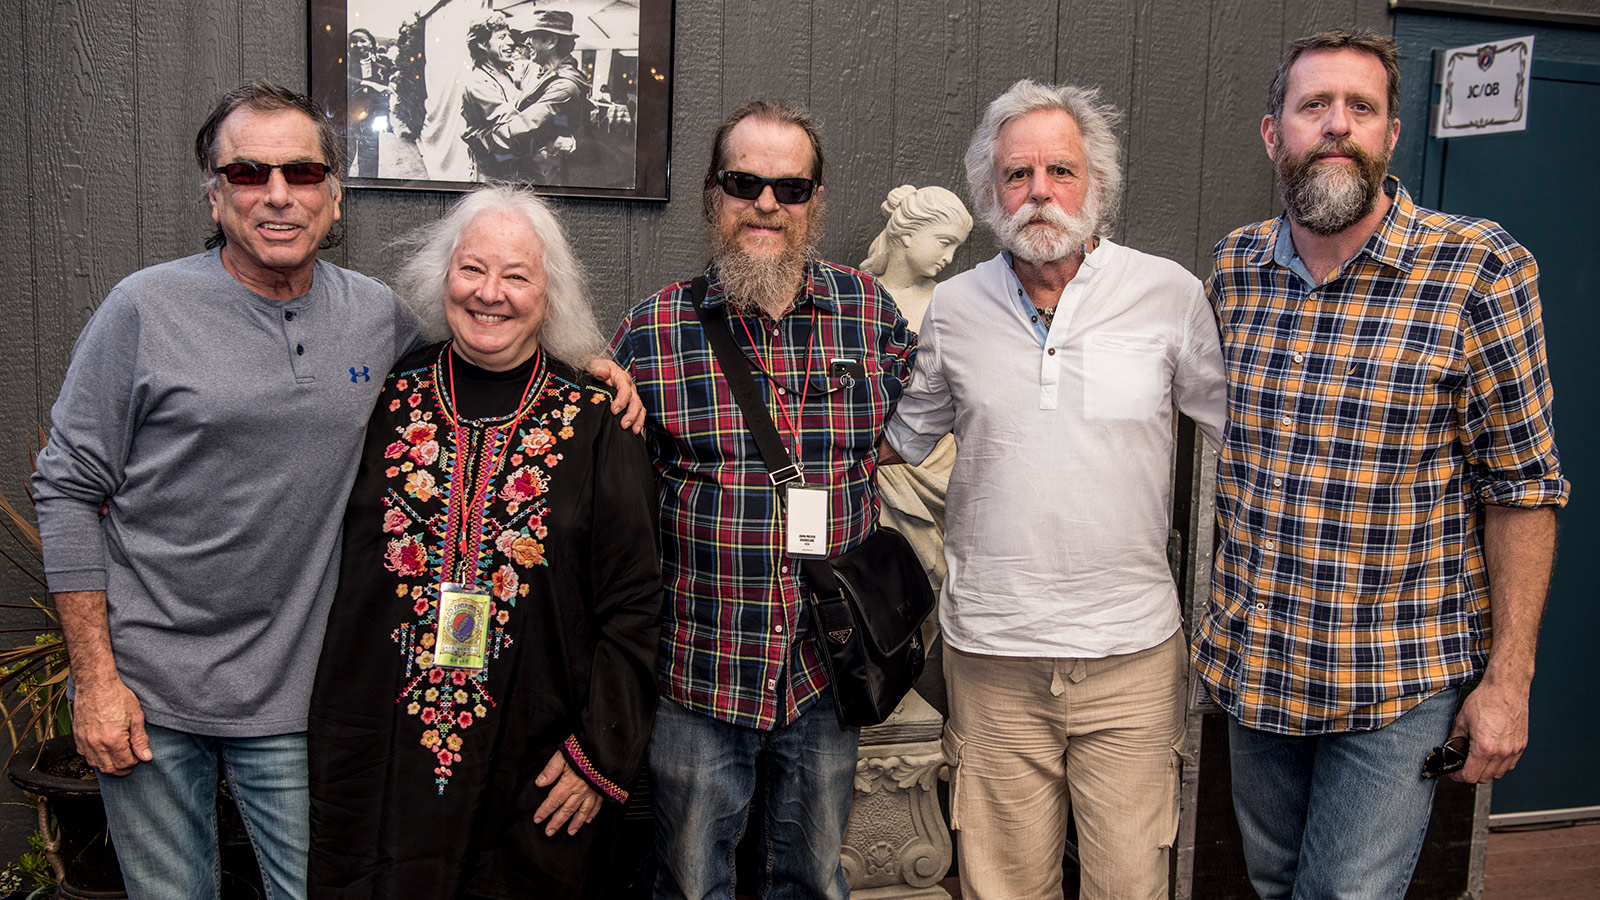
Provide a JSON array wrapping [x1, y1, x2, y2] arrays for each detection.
[[859, 184, 973, 329], [862, 186, 973, 683]]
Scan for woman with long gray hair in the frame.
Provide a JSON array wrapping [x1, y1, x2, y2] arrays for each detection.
[[306, 185, 661, 899]]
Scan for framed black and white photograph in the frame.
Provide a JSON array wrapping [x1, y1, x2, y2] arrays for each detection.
[[310, 0, 672, 200]]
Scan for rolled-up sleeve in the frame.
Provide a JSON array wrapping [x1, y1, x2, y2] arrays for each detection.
[[1460, 249, 1568, 508]]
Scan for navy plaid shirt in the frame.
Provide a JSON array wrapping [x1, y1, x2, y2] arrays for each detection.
[[1194, 179, 1568, 735], [611, 260, 914, 729]]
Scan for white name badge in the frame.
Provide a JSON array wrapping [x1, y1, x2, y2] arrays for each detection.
[[785, 485, 830, 559]]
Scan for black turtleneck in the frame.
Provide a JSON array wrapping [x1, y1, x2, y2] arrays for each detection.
[[446, 347, 542, 421]]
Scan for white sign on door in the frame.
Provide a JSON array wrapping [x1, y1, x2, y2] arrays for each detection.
[[1431, 35, 1535, 138]]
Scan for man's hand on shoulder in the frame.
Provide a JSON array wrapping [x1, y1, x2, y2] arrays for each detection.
[[1448, 676, 1530, 783], [587, 358, 645, 435], [72, 675, 152, 777]]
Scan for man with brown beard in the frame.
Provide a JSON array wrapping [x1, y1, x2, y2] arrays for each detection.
[[882, 79, 1225, 900], [1193, 30, 1565, 900], [609, 101, 914, 900]]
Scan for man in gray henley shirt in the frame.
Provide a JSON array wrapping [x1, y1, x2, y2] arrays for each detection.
[[29, 82, 407, 900]]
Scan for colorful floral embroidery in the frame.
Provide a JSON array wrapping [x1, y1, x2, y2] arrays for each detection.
[[561, 734, 628, 803], [379, 361, 611, 794]]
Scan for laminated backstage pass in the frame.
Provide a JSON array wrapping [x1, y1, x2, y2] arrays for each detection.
[[434, 583, 491, 669], [785, 485, 830, 559]]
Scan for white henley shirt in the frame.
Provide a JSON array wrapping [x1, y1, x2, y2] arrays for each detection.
[[885, 243, 1225, 658]]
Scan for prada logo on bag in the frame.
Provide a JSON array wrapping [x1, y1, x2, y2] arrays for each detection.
[[828, 628, 854, 645]]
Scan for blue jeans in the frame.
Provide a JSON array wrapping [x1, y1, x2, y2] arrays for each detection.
[[97, 724, 309, 900], [650, 693, 858, 900], [1228, 687, 1459, 900]]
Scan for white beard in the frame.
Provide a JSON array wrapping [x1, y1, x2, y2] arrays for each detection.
[[993, 195, 1098, 264]]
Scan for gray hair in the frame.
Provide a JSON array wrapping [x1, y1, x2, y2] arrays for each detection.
[[860, 185, 973, 275], [963, 79, 1124, 235], [394, 185, 604, 370], [194, 81, 345, 250]]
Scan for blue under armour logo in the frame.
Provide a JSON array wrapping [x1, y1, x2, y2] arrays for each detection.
[[350, 366, 371, 383]]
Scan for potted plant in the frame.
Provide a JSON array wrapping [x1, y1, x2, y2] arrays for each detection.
[[0, 451, 264, 900], [0, 465, 128, 899]]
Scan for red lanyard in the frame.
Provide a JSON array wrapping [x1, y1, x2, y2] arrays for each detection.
[[734, 305, 817, 458], [435, 344, 544, 573]]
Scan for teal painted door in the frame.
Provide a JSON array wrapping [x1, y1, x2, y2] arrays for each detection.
[[1429, 62, 1600, 816]]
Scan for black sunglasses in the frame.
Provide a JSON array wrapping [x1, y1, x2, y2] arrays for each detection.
[[214, 162, 333, 186], [1421, 735, 1468, 779], [714, 169, 817, 204]]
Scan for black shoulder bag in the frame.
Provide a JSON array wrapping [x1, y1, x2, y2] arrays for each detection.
[[689, 277, 935, 727]]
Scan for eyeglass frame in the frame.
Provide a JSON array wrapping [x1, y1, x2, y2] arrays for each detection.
[[212, 161, 334, 187], [711, 169, 818, 205], [1421, 735, 1468, 780]]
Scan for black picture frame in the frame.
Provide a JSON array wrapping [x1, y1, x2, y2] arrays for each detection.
[[309, 0, 673, 201]]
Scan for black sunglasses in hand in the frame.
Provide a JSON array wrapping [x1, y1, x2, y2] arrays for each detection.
[[1421, 735, 1468, 779], [713, 169, 817, 204]]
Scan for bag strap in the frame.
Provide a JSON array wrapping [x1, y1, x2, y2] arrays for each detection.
[[689, 276, 803, 487], [688, 276, 841, 595]]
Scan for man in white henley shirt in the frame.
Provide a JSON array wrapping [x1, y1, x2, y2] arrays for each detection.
[[882, 79, 1225, 900]]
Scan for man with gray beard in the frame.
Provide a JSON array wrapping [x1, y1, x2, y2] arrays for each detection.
[[1193, 30, 1564, 900], [610, 100, 914, 900], [882, 79, 1225, 900]]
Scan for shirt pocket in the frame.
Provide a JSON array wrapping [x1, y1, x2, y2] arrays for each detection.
[[804, 354, 900, 459], [1332, 348, 1442, 476], [1084, 333, 1167, 421]]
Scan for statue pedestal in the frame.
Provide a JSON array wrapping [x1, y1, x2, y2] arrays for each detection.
[[842, 691, 951, 899]]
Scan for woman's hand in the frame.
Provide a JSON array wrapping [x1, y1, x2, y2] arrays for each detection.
[[533, 751, 602, 835]]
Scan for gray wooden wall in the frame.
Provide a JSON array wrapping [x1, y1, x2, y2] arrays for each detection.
[[0, 0, 1390, 863]]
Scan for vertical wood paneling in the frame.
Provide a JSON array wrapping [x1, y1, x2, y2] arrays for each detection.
[[1355, 0, 1392, 35], [0, 0, 42, 635], [134, 0, 236, 268], [1055, 0, 1138, 244], [966, 0, 1059, 262], [809, 0, 898, 268], [631, 0, 722, 310], [721, 0, 812, 109], [553, 198, 637, 332], [1123, 0, 1210, 271], [242, 0, 309, 89], [890, 0, 979, 274], [29, 0, 141, 402], [341, 190, 447, 288], [1289, 0, 1358, 43], [0, 0, 36, 440], [1198, 0, 1283, 269]]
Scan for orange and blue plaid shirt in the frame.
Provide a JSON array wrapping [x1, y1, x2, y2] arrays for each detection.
[[1193, 178, 1568, 735], [611, 260, 914, 730]]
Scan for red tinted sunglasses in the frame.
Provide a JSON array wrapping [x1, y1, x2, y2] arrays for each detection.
[[213, 162, 332, 186]]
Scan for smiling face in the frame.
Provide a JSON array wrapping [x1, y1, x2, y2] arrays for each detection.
[[208, 106, 341, 299], [484, 27, 517, 67], [444, 211, 549, 371], [713, 117, 822, 262]]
